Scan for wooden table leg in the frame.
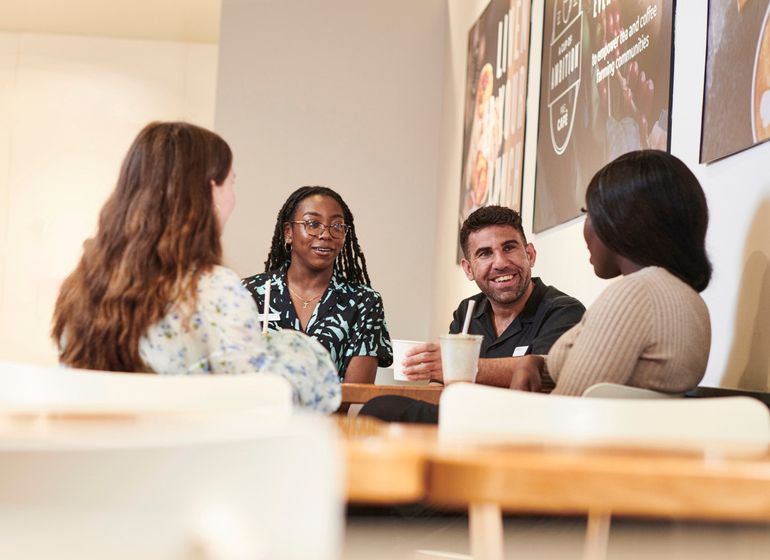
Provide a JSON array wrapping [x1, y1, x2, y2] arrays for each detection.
[[469, 502, 504, 560], [582, 511, 611, 560]]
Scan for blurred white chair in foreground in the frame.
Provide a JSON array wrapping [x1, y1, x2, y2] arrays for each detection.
[[433, 383, 770, 560], [0, 415, 343, 560], [582, 382, 683, 399], [0, 361, 342, 558], [0, 361, 292, 418], [439, 384, 769, 449]]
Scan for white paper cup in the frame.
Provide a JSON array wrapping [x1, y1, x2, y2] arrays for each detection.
[[391, 339, 425, 381], [439, 334, 483, 384]]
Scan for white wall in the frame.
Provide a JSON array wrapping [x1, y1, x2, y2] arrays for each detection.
[[215, 0, 446, 343], [0, 32, 217, 365], [2, 0, 221, 43], [434, 1, 770, 390]]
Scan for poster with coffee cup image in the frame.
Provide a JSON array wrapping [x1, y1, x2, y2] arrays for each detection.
[[701, 0, 770, 163], [457, 0, 532, 262], [534, 0, 674, 233]]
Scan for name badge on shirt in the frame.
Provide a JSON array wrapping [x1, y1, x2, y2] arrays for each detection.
[[512, 345, 529, 357]]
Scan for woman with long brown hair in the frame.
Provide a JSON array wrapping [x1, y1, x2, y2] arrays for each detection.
[[52, 122, 340, 412]]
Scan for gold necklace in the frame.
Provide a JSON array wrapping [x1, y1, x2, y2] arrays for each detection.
[[287, 284, 325, 309]]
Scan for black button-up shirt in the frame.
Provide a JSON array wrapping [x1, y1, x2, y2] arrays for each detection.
[[449, 277, 585, 357], [242, 267, 393, 380]]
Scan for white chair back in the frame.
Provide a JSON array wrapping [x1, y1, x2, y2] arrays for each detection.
[[582, 382, 683, 399], [438, 383, 770, 450], [0, 361, 293, 417], [0, 412, 342, 560]]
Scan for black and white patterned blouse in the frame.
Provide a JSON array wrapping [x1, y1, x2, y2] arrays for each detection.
[[242, 267, 393, 380]]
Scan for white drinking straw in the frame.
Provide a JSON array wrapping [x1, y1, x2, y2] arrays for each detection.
[[461, 300, 475, 334], [262, 280, 271, 334]]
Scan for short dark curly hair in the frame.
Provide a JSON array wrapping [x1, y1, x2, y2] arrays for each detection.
[[459, 205, 527, 259]]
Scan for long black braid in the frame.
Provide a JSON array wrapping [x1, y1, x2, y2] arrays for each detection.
[[264, 186, 372, 286]]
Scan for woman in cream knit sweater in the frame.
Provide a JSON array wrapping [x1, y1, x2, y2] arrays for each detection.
[[513, 150, 712, 396]]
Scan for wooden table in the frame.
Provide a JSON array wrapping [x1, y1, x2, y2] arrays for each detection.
[[339, 419, 770, 516], [427, 443, 770, 521], [338, 416, 770, 559], [337, 415, 437, 504], [428, 442, 770, 559], [341, 383, 444, 408]]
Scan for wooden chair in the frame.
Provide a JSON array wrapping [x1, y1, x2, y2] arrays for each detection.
[[432, 384, 770, 560]]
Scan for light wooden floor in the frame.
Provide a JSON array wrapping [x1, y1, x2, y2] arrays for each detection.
[[343, 515, 770, 559]]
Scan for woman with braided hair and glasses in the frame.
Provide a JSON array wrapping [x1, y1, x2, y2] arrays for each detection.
[[243, 186, 392, 383]]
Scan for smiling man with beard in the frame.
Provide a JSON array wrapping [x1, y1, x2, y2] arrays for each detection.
[[361, 206, 584, 423], [407, 205, 584, 388]]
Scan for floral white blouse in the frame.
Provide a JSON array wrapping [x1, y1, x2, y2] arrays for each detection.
[[139, 266, 341, 413]]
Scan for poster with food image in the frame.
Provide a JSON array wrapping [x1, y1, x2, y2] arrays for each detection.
[[458, 0, 532, 262], [701, 0, 770, 163], [534, 0, 674, 233]]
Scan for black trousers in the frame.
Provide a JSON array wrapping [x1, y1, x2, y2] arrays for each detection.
[[359, 395, 440, 424]]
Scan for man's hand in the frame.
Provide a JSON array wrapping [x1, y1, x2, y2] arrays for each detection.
[[401, 342, 443, 382], [509, 355, 545, 392]]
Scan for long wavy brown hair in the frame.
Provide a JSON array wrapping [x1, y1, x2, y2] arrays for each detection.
[[52, 121, 232, 371]]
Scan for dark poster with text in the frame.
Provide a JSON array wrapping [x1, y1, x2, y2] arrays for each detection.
[[534, 0, 674, 233], [458, 0, 532, 261]]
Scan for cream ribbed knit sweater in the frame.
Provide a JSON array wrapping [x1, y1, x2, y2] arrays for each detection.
[[546, 267, 710, 397]]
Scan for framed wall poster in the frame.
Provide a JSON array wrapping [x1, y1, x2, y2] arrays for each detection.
[[533, 0, 675, 233], [701, 0, 770, 163], [457, 0, 532, 262]]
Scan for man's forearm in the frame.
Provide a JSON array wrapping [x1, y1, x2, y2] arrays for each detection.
[[475, 358, 518, 387], [475, 357, 554, 391]]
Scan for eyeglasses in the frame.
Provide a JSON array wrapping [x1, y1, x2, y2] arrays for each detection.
[[289, 220, 349, 239]]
